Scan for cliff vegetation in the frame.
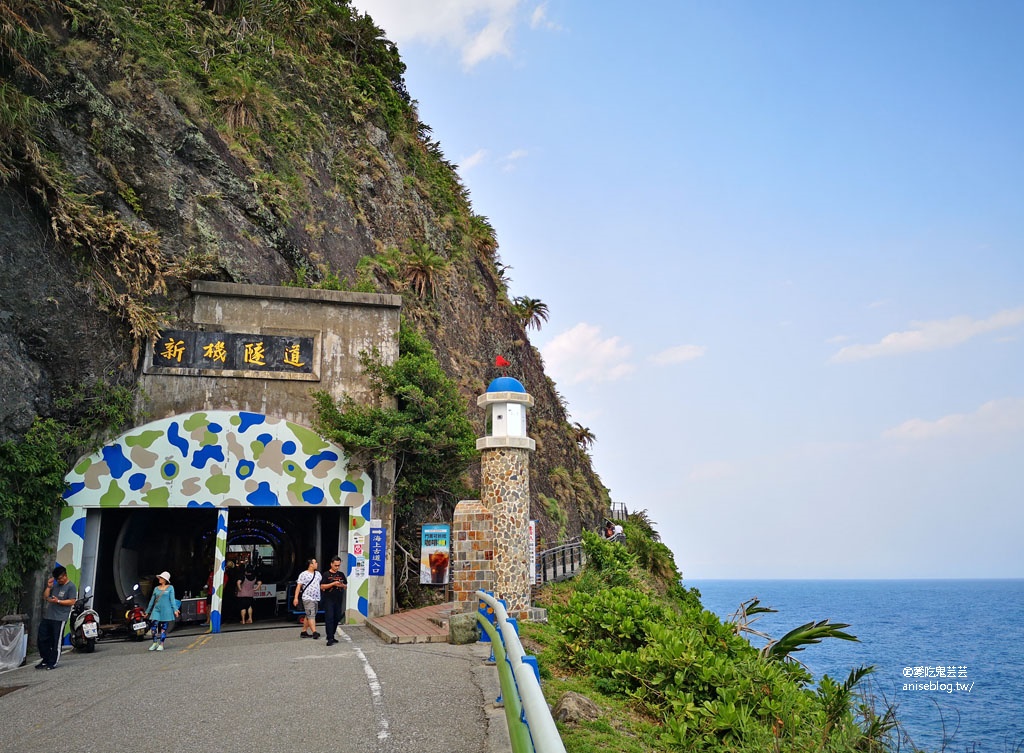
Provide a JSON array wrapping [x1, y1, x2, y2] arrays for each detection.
[[0, 0, 608, 608], [525, 520, 906, 753]]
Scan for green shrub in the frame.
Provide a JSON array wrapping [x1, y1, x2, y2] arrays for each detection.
[[313, 320, 477, 521], [553, 586, 668, 666], [532, 524, 897, 752], [0, 378, 136, 612]]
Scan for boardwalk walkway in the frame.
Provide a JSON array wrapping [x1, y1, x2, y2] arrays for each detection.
[[366, 602, 456, 644]]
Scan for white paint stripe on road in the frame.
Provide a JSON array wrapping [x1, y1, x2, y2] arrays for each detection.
[[339, 628, 390, 741]]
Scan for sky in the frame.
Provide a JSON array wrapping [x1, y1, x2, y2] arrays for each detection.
[[349, 1, 1024, 579]]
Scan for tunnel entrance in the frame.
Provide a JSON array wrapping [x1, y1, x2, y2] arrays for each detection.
[[93, 506, 346, 629], [60, 410, 377, 629]]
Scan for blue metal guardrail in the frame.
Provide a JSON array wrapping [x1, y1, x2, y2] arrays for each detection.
[[476, 590, 567, 753]]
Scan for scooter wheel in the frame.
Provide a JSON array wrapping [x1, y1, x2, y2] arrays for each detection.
[[84, 637, 96, 653]]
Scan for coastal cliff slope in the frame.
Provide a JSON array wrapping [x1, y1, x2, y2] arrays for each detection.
[[0, 1, 608, 558]]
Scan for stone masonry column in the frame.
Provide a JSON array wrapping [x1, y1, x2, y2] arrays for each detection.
[[476, 377, 535, 619], [451, 501, 495, 613]]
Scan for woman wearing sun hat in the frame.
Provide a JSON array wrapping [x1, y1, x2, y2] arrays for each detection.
[[145, 571, 180, 651]]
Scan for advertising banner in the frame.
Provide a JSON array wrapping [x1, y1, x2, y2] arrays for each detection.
[[420, 524, 450, 585]]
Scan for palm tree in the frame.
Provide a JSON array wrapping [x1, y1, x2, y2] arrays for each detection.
[[212, 69, 277, 132], [571, 422, 596, 451], [763, 619, 859, 662], [513, 296, 549, 331], [467, 214, 497, 259], [495, 263, 513, 286], [403, 242, 446, 299], [627, 509, 659, 541], [728, 599, 860, 663]]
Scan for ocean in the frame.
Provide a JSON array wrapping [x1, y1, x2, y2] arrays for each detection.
[[688, 580, 1024, 753]]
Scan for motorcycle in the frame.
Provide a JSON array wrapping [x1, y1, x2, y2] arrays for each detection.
[[124, 583, 149, 641], [70, 586, 101, 653]]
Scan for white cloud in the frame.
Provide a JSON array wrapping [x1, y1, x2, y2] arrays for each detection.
[[883, 398, 1024, 441], [530, 3, 563, 31], [460, 149, 487, 170], [541, 323, 634, 386], [350, 0, 521, 68], [463, 15, 515, 67], [830, 306, 1024, 363], [500, 148, 529, 171], [650, 344, 706, 366]]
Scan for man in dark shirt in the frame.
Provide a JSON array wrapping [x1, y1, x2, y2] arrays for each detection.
[[321, 556, 348, 646], [37, 565, 77, 670]]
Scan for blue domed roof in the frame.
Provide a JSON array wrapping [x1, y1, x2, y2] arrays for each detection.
[[487, 376, 526, 393]]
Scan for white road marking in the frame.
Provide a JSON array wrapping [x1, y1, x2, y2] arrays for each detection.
[[339, 628, 390, 741]]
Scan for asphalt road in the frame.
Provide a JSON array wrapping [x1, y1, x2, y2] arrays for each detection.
[[1, 624, 510, 753]]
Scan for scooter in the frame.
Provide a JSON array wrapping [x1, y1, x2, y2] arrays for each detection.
[[124, 583, 149, 641], [70, 586, 101, 653]]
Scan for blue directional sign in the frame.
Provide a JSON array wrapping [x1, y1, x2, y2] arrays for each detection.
[[369, 527, 386, 576]]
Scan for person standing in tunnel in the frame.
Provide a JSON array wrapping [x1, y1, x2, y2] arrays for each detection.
[[293, 558, 321, 639], [236, 566, 261, 625], [321, 556, 348, 646], [145, 571, 179, 651]]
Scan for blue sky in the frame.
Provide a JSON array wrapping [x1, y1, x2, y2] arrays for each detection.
[[350, 1, 1024, 579]]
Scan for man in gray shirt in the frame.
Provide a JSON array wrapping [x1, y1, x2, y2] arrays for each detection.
[[37, 565, 77, 670]]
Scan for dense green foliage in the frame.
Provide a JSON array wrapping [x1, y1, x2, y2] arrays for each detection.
[[313, 320, 478, 522], [2, 0, 501, 338], [524, 531, 900, 753], [0, 419, 70, 614], [0, 379, 135, 613]]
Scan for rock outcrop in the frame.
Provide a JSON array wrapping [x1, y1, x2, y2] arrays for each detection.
[[0, 1, 608, 563]]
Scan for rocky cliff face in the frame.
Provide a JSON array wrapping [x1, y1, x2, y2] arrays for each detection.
[[0, 1, 607, 549]]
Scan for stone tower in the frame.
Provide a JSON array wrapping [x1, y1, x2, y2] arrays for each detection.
[[476, 376, 535, 618]]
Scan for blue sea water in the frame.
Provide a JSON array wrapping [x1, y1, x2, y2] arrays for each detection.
[[688, 580, 1024, 753]]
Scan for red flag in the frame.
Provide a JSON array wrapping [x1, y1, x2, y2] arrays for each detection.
[[495, 355, 511, 368]]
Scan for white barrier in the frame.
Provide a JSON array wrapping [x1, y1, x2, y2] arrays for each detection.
[[476, 591, 566, 753]]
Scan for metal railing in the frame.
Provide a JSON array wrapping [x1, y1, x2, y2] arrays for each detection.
[[535, 538, 585, 584], [476, 590, 566, 753]]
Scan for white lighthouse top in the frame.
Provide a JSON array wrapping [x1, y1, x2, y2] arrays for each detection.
[[477, 377, 535, 451]]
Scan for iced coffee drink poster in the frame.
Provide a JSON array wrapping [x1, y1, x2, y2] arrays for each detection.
[[420, 524, 450, 585]]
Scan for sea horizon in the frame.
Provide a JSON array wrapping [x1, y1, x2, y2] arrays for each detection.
[[691, 578, 1024, 752]]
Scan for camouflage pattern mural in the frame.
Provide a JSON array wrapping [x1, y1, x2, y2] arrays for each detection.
[[60, 411, 373, 629]]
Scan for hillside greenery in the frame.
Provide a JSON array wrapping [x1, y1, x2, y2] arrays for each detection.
[[312, 321, 477, 513], [0, 378, 136, 613], [0, 10, 943, 749], [522, 522, 903, 753], [1, 0, 507, 343], [2, 0, 604, 610]]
